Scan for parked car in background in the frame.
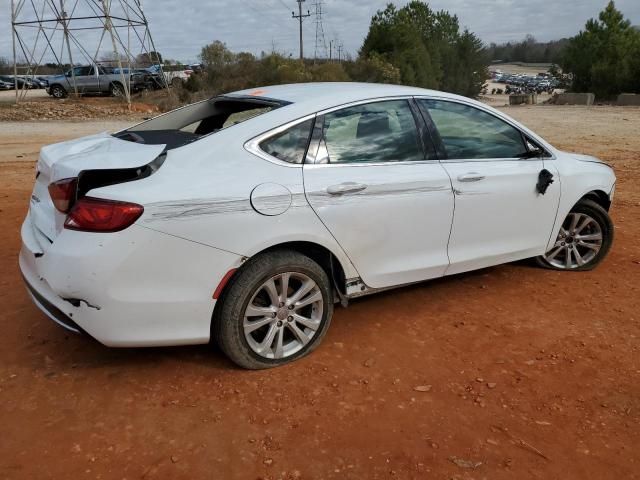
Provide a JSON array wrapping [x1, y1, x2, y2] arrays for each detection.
[[148, 64, 194, 87], [45, 65, 145, 98], [20, 83, 615, 369], [0, 75, 36, 89], [30, 77, 49, 89], [0, 79, 12, 90]]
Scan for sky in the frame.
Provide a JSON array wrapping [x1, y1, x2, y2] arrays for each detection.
[[2, 0, 640, 64]]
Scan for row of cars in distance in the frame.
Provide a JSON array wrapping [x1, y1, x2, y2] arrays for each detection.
[[493, 72, 560, 94], [0, 75, 49, 90]]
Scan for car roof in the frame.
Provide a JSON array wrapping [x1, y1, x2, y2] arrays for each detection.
[[226, 82, 469, 112]]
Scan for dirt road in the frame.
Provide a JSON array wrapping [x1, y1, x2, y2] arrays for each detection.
[[1, 106, 639, 479]]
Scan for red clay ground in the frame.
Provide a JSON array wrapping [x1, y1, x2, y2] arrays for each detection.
[[1, 105, 639, 479]]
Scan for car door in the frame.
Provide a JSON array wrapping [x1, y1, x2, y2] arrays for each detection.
[[66, 66, 93, 93], [303, 99, 454, 289], [417, 98, 560, 275]]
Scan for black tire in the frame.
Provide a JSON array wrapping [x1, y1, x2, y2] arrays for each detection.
[[49, 84, 67, 99], [213, 250, 334, 369], [109, 82, 124, 97], [536, 198, 613, 271]]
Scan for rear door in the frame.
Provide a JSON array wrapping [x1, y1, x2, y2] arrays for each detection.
[[417, 98, 560, 275], [303, 99, 454, 289]]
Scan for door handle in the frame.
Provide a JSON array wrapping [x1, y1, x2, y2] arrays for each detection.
[[326, 182, 368, 195], [457, 172, 485, 183]]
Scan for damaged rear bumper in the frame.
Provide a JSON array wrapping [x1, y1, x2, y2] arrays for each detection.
[[19, 212, 243, 347], [21, 271, 84, 335]]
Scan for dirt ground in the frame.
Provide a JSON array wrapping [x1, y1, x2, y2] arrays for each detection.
[[1, 104, 639, 480]]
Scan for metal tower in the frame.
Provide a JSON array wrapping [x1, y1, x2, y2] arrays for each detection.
[[10, 0, 165, 105], [312, 0, 328, 60]]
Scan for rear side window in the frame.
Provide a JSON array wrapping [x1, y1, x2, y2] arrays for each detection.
[[421, 99, 527, 160], [259, 119, 314, 164], [319, 100, 424, 164]]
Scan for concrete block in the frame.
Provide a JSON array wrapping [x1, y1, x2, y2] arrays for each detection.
[[617, 94, 640, 106], [555, 93, 595, 106], [509, 93, 537, 105]]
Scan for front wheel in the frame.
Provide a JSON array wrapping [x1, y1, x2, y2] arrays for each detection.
[[213, 250, 334, 369], [536, 199, 613, 271]]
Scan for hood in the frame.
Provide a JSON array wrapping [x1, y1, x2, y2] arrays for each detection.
[[39, 132, 166, 182]]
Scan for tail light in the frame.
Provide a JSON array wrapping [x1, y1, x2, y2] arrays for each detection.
[[64, 197, 144, 233], [48, 178, 77, 213]]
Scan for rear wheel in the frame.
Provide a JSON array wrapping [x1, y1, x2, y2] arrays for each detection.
[[213, 250, 333, 369], [109, 82, 124, 97], [50, 84, 67, 99], [536, 199, 613, 271]]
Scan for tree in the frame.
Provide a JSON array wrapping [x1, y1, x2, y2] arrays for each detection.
[[136, 51, 163, 66], [562, 1, 640, 98], [359, 1, 487, 97], [200, 41, 234, 71]]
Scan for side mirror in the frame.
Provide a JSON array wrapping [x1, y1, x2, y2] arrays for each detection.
[[66, 71, 72, 77]]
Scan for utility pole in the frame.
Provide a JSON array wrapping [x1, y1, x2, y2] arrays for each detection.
[[337, 43, 343, 63], [329, 40, 332, 61], [292, 0, 310, 61]]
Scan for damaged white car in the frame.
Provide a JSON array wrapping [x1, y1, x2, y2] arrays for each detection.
[[20, 83, 615, 368]]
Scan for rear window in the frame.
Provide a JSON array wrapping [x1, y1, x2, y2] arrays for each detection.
[[117, 97, 284, 150]]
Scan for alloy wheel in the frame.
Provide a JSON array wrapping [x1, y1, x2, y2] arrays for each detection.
[[544, 212, 603, 269], [243, 272, 324, 359]]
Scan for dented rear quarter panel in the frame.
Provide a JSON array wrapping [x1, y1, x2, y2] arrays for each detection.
[[90, 110, 360, 280]]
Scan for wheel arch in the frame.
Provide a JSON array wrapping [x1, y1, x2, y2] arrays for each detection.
[[210, 240, 351, 343], [579, 189, 611, 212], [546, 186, 613, 252], [212, 240, 351, 313]]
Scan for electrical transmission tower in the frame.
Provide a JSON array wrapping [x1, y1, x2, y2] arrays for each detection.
[[312, 0, 328, 60], [291, 0, 311, 60], [10, 0, 166, 105]]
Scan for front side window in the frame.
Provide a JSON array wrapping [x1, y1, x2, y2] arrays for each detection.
[[319, 100, 424, 164], [72, 66, 93, 77], [421, 99, 527, 160], [259, 119, 314, 164]]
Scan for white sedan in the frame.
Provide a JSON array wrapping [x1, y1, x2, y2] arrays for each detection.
[[20, 83, 615, 368]]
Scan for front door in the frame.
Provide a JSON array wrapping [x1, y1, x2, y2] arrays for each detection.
[[417, 98, 561, 275], [303, 99, 454, 289], [66, 66, 94, 94]]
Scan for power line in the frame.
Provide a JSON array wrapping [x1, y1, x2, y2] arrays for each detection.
[[276, 0, 290, 12]]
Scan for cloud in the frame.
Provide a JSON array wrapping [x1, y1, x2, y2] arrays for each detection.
[[2, 0, 639, 63]]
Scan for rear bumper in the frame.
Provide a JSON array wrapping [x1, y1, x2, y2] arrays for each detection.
[[20, 213, 243, 347], [21, 271, 84, 334]]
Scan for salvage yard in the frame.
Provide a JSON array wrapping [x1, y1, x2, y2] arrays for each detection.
[[1, 103, 639, 479]]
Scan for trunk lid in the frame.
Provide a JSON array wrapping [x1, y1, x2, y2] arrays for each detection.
[[30, 133, 165, 245]]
